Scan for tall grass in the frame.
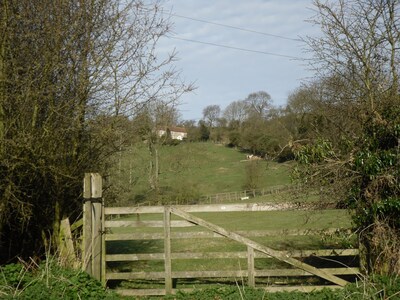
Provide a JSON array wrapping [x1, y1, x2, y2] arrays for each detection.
[[0, 256, 117, 299]]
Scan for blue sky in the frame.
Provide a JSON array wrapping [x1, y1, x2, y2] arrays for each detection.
[[158, 0, 321, 121]]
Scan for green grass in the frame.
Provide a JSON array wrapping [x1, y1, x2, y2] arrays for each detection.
[[106, 209, 354, 279], [109, 142, 293, 204], [106, 142, 357, 292]]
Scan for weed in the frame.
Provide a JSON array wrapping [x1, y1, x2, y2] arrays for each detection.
[[0, 258, 119, 299]]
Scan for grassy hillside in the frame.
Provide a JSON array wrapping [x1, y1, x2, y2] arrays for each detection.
[[109, 142, 292, 205], [106, 142, 357, 294]]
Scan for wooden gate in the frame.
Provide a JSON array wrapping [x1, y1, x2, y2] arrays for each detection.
[[82, 174, 360, 297]]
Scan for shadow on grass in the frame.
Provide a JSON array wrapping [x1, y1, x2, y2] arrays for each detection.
[[106, 239, 163, 255]]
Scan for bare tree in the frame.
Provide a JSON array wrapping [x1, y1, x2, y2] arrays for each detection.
[[100, 2, 194, 118], [244, 91, 272, 118], [202, 104, 221, 127], [0, 0, 193, 262], [223, 100, 248, 126], [298, 0, 400, 274]]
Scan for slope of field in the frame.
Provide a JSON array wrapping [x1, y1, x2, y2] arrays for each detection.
[[110, 142, 292, 204], [106, 142, 356, 294]]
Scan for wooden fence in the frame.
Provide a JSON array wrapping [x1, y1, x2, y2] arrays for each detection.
[[81, 174, 360, 297], [136, 185, 302, 206], [85, 205, 359, 295], [199, 185, 301, 204]]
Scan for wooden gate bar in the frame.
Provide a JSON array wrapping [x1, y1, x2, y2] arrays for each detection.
[[170, 207, 348, 287], [163, 206, 172, 294]]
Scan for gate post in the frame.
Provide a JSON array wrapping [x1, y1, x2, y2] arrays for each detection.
[[163, 206, 172, 294], [247, 246, 255, 287], [82, 173, 103, 282], [83, 174, 92, 275]]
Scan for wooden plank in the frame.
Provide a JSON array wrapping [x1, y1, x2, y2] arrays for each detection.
[[105, 250, 359, 262], [172, 268, 361, 278], [105, 230, 355, 241], [106, 232, 164, 240], [82, 174, 92, 274], [170, 207, 349, 286], [164, 207, 172, 294], [104, 220, 195, 228], [105, 206, 165, 215], [321, 268, 360, 275], [106, 253, 165, 261], [91, 173, 103, 281], [323, 268, 360, 275], [101, 200, 106, 286], [171, 252, 246, 259], [256, 268, 360, 277], [253, 248, 358, 258], [170, 231, 223, 239], [70, 218, 83, 232], [262, 285, 343, 293], [92, 201, 102, 281], [107, 271, 165, 280], [277, 249, 359, 257], [107, 270, 248, 280], [105, 202, 303, 215], [105, 252, 245, 262], [104, 231, 229, 241], [116, 289, 166, 296], [236, 228, 352, 237], [59, 218, 77, 268], [90, 173, 102, 198], [83, 173, 91, 199], [247, 246, 255, 287], [172, 270, 247, 278], [106, 268, 359, 281]]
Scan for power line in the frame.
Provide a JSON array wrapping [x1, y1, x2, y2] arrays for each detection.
[[168, 12, 302, 42], [166, 35, 306, 60]]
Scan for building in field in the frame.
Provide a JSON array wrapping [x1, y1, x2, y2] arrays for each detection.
[[157, 126, 187, 140]]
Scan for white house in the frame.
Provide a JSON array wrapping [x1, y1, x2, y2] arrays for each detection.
[[157, 126, 187, 140]]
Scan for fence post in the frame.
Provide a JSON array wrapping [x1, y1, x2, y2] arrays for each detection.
[[247, 246, 255, 287], [82, 173, 103, 282], [163, 206, 172, 294], [101, 197, 106, 287], [83, 174, 92, 274], [59, 218, 77, 268]]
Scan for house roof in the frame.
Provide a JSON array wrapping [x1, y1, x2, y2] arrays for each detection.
[[157, 126, 187, 133], [169, 126, 187, 133]]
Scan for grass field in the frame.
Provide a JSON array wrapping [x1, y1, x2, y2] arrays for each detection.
[[105, 208, 356, 292], [109, 142, 293, 204], [106, 142, 356, 293]]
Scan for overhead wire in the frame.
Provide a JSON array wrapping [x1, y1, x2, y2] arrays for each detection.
[[169, 13, 302, 42], [163, 10, 308, 60], [166, 35, 305, 60]]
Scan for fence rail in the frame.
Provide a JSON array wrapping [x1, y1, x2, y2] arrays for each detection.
[[81, 174, 359, 297], [199, 185, 302, 203], [133, 185, 303, 207], [100, 204, 359, 296]]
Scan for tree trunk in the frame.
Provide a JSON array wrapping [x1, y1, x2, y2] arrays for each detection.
[[0, 0, 8, 156]]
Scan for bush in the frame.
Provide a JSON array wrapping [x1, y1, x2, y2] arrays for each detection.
[[0, 263, 32, 288], [0, 259, 119, 299], [243, 160, 263, 191]]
